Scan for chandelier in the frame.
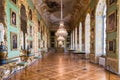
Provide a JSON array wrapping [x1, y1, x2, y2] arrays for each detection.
[[58, 41, 63, 46], [55, 0, 68, 38], [57, 36, 65, 41], [55, 22, 68, 37]]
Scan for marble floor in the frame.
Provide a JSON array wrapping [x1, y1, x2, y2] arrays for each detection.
[[9, 53, 120, 80]]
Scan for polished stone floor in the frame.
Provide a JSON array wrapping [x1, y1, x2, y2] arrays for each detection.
[[9, 53, 120, 80]]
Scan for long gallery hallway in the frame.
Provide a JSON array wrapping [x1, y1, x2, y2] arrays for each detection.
[[9, 53, 120, 80]]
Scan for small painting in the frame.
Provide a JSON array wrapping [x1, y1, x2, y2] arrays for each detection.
[[11, 32, 17, 50], [108, 39, 116, 52], [30, 26, 32, 36], [108, 41, 113, 51], [107, 11, 116, 33], [30, 41, 32, 48], [38, 20, 40, 32], [11, 11, 16, 25], [38, 39, 40, 48], [91, 28, 94, 40], [91, 8, 95, 20], [29, 9, 32, 20]]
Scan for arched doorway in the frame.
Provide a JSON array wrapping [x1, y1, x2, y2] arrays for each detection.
[[95, 0, 106, 56], [85, 13, 90, 54], [20, 4, 27, 49]]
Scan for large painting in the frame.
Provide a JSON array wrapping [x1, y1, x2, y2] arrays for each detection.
[[11, 32, 17, 50], [107, 11, 116, 33], [11, 10, 16, 26]]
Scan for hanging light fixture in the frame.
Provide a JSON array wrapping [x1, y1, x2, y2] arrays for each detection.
[[55, 0, 68, 38], [57, 36, 65, 41], [58, 41, 63, 46], [55, 23, 68, 37]]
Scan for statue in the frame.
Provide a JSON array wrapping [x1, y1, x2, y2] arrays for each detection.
[[0, 41, 7, 65], [0, 41, 7, 51]]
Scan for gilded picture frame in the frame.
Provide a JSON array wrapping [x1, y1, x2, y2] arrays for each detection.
[[11, 10, 16, 26], [11, 32, 17, 50], [107, 10, 117, 33]]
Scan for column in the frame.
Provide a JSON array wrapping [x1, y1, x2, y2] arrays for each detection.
[[75, 27, 77, 50], [79, 23, 82, 51]]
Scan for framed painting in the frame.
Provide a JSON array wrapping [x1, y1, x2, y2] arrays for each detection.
[[91, 28, 94, 40], [91, 8, 95, 21], [29, 9, 32, 20], [11, 0, 16, 4], [11, 10, 16, 26], [30, 26, 32, 36], [38, 20, 40, 32], [11, 32, 17, 50], [108, 0, 116, 6], [107, 11, 117, 33], [30, 41, 32, 48], [38, 39, 40, 48], [107, 39, 116, 52]]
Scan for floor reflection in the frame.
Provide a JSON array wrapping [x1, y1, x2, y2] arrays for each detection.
[[9, 53, 120, 80]]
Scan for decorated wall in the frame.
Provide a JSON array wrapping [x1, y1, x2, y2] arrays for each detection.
[[0, 0, 49, 58]]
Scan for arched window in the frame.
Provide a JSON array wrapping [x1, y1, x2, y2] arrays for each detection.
[[0, 23, 4, 42], [96, 0, 106, 56], [85, 13, 90, 54], [79, 22, 82, 51]]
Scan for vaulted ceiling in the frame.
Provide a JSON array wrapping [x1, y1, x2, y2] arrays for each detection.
[[32, 0, 90, 31]]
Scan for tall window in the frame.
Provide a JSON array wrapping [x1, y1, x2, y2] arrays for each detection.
[[96, 0, 106, 56], [85, 14, 90, 54]]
